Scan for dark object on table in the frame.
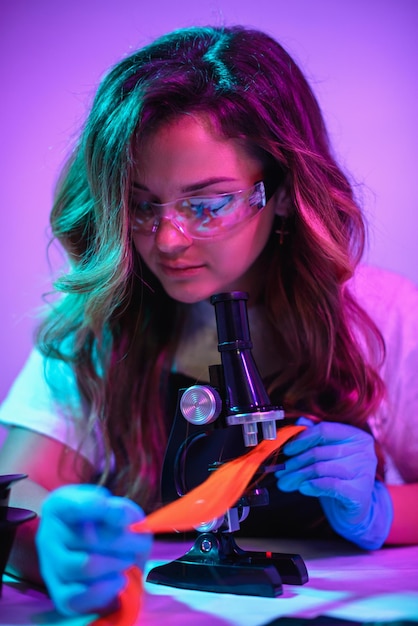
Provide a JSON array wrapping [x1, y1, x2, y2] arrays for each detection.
[[0, 474, 37, 596], [150, 292, 308, 596]]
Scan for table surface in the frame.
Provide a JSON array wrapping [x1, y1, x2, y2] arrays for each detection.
[[1, 536, 418, 625]]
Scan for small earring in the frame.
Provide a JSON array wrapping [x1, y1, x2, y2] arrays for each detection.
[[275, 216, 289, 245]]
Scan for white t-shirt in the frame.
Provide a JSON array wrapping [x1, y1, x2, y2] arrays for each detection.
[[1, 265, 417, 484], [0, 347, 103, 468], [349, 265, 418, 484]]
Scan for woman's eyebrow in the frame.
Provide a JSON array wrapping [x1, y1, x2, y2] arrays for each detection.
[[132, 177, 238, 193], [132, 182, 148, 191], [181, 177, 238, 192]]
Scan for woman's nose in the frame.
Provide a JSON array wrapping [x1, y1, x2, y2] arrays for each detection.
[[153, 216, 193, 253]]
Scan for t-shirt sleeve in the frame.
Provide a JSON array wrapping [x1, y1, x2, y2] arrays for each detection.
[[0, 349, 102, 469], [351, 265, 418, 484]]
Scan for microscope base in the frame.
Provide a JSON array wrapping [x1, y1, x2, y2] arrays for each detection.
[[146, 531, 308, 597]]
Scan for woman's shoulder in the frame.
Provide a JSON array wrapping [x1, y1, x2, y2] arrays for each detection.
[[0, 348, 102, 468], [349, 264, 418, 336], [350, 264, 418, 303], [0, 347, 84, 424]]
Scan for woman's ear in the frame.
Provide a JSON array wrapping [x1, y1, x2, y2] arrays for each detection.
[[274, 184, 292, 217]]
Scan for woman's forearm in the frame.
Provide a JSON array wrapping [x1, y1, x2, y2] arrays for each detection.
[[385, 483, 418, 545], [0, 427, 94, 585]]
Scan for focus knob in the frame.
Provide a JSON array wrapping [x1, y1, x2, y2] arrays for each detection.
[[180, 385, 222, 425]]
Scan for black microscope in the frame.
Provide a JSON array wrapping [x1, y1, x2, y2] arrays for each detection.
[[147, 291, 308, 597]]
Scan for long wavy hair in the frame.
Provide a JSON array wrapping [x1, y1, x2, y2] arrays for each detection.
[[36, 25, 385, 510]]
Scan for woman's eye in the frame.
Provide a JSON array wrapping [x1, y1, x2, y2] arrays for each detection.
[[188, 195, 233, 217], [132, 201, 154, 220]]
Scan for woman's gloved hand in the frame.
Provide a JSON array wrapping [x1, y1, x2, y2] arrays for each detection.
[[36, 484, 152, 616], [275, 418, 393, 549]]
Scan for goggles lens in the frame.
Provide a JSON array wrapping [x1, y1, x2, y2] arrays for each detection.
[[131, 181, 268, 239]]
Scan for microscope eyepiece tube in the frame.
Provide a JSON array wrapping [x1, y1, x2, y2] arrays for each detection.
[[210, 292, 284, 445]]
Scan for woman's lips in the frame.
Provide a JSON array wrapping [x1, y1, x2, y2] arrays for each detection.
[[158, 262, 206, 276]]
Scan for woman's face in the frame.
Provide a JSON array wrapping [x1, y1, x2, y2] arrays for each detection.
[[131, 114, 277, 303]]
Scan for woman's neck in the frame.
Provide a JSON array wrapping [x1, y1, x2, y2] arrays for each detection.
[[173, 299, 281, 380]]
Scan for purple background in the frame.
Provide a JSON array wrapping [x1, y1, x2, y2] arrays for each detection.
[[1, 0, 417, 403]]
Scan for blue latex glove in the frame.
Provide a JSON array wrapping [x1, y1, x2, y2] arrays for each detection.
[[276, 418, 393, 549], [36, 484, 152, 616]]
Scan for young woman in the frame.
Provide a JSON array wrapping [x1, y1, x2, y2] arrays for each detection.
[[0, 25, 417, 617]]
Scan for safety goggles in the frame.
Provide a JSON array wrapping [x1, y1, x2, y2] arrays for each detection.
[[130, 180, 272, 240]]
